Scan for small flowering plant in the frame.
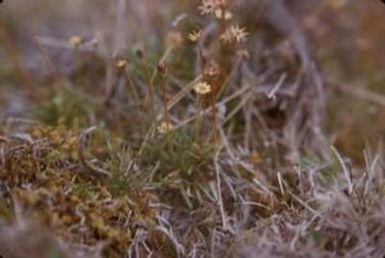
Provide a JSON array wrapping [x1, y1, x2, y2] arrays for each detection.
[[188, 0, 248, 97], [179, 0, 249, 140]]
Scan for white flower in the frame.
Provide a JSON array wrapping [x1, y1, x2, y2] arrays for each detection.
[[220, 25, 248, 44]]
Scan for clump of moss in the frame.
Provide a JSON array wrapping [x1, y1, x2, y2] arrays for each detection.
[[0, 125, 159, 257]]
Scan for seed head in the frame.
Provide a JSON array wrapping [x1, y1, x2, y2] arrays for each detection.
[[157, 62, 167, 75], [135, 48, 144, 59]]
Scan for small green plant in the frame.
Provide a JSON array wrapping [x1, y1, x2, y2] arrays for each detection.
[[34, 85, 91, 128], [140, 128, 215, 208], [144, 129, 213, 176]]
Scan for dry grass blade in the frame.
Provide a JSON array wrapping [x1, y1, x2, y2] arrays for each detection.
[[331, 146, 353, 194], [336, 82, 385, 107], [160, 75, 203, 118], [174, 84, 251, 130], [267, 73, 287, 101], [78, 126, 112, 178], [0, 136, 9, 143], [214, 146, 229, 230]]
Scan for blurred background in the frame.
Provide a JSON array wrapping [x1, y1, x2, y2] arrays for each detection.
[[1, 0, 385, 163]]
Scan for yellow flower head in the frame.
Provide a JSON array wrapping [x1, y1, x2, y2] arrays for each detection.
[[157, 122, 174, 134], [194, 81, 212, 95], [116, 59, 128, 70], [69, 35, 82, 48], [187, 29, 202, 43]]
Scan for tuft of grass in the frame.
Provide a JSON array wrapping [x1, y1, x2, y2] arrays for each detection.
[[144, 129, 213, 175]]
